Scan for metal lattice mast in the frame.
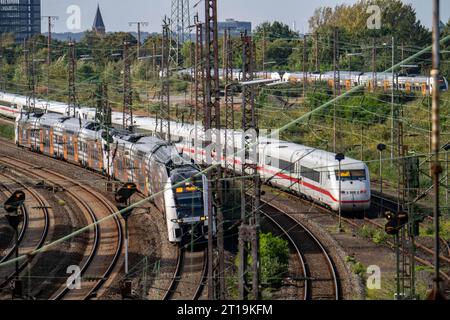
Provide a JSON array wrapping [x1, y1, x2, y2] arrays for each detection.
[[194, 14, 204, 124], [224, 29, 236, 175], [96, 82, 111, 127], [238, 32, 260, 301], [0, 44, 3, 91], [194, 14, 204, 165], [68, 41, 77, 117], [42, 16, 58, 65], [161, 16, 171, 143], [122, 41, 133, 131], [204, 0, 224, 300], [129, 21, 149, 58], [303, 34, 308, 98], [170, 0, 192, 68]]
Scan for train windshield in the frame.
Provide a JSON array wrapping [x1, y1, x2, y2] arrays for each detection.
[[174, 184, 204, 219], [335, 170, 366, 181], [171, 169, 205, 219]]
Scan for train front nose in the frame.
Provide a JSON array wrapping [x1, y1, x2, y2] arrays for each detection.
[[339, 188, 371, 211]]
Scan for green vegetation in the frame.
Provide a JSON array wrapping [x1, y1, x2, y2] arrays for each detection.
[[0, 123, 14, 140], [358, 224, 388, 245], [259, 232, 290, 288], [233, 232, 289, 297]]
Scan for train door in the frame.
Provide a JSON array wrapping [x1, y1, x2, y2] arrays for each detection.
[[63, 134, 68, 160], [143, 155, 150, 196], [73, 135, 79, 163], [293, 151, 303, 195], [39, 129, 44, 153], [345, 80, 351, 90], [422, 83, 427, 96], [87, 140, 92, 168], [405, 82, 411, 93], [49, 128, 54, 156]]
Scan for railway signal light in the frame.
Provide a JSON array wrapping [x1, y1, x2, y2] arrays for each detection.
[[115, 183, 137, 205], [384, 211, 409, 235], [4, 191, 25, 213]]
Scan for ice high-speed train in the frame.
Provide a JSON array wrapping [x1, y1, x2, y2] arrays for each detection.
[[14, 111, 213, 243], [1, 91, 371, 212]]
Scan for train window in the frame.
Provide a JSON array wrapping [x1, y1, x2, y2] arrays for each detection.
[[277, 159, 295, 173], [300, 166, 320, 183], [335, 170, 366, 181], [265, 156, 272, 166]]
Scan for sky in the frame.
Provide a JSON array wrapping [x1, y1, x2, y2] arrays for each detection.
[[41, 0, 450, 34]]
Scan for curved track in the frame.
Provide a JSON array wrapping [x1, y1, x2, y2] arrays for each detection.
[[0, 177, 29, 264], [0, 155, 123, 300], [0, 172, 50, 290], [260, 199, 340, 300], [163, 247, 207, 300]]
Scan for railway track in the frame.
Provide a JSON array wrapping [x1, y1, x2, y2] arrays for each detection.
[[0, 155, 123, 300], [163, 247, 208, 300], [263, 186, 450, 284], [0, 177, 29, 264], [260, 198, 340, 300], [0, 171, 50, 292]]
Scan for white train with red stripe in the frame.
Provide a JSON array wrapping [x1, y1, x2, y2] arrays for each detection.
[[148, 122, 371, 212]]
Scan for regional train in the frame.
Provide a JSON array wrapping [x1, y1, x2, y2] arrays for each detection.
[[1, 91, 371, 212], [174, 68, 449, 95], [14, 111, 213, 243]]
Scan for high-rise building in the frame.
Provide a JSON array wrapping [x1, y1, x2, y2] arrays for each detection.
[[0, 0, 41, 41], [92, 4, 106, 36], [218, 19, 251, 36]]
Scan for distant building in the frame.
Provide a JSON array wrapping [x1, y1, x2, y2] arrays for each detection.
[[0, 0, 41, 41], [218, 19, 251, 36], [92, 4, 106, 36]]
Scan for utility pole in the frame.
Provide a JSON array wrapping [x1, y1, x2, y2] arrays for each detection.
[[96, 82, 111, 127], [303, 34, 308, 98], [391, 36, 396, 162], [333, 28, 340, 153], [238, 32, 261, 301], [372, 38, 377, 91], [170, 0, 192, 68], [68, 41, 77, 118], [262, 29, 266, 76], [0, 44, 3, 91], [122, 41, 133, 131], [194, 14, 204, 164], [428, 0, 444, 300], [161, 16, 171, 143], [315, 32, 320, 72], [42, 16, 58, 65], [152, 42, 158, 80], [204, 0, 223, 300], [129, 21, 149, 58], [224, 29, 236, 175]]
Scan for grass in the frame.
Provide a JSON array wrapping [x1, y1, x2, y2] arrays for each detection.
[[0, 123, 14, 140], [420, 217, 450, 241], [358, 224, 388, 245]]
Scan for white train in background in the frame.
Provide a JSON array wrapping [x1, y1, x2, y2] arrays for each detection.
[[1, 91, 371, 212]]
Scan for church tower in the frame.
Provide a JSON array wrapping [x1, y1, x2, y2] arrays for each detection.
[[92, 4, 106, 36]]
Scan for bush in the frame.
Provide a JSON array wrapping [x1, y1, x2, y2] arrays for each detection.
[[0, 124, 14, 140], [259, 232, 290, 288]]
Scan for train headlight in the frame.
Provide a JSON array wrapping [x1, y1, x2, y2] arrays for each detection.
[[200, 216, 207, 221]]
